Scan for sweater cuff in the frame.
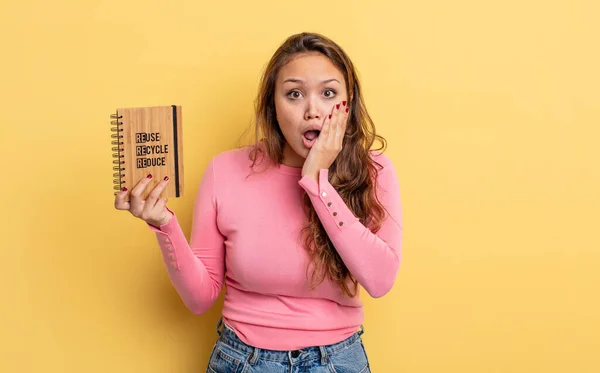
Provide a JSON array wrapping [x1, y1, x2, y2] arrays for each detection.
[[298, 169, 359, 234], [147, 207, 183, 270]]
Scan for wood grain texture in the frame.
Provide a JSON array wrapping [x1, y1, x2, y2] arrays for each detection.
[[113, 105, 183, 201]]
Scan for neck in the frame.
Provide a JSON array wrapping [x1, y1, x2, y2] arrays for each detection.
[[282, 143, 304, 168]]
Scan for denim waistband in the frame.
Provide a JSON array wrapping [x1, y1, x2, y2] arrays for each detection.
[[215, 318, 364, 364]]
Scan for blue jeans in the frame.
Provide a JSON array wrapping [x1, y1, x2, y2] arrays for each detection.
[[206, 318, 372, 373]]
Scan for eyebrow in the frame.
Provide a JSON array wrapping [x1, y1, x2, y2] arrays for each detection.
[[282, 78, 340, 84]]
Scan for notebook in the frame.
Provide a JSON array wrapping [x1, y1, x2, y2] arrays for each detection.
[[111, 105, 183, 200]]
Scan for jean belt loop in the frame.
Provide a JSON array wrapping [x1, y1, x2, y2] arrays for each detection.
[[319, 346, 329, 365], [216, 317, 223, 336], [249, 347, 260, 365], [358, 324, 365, 336]]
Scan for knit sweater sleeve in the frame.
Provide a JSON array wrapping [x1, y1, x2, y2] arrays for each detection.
[[297, 153, 403, 298], [146, 157, 225, 314]]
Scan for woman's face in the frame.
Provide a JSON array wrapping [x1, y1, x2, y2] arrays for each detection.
[[274, 52, 348, 167]]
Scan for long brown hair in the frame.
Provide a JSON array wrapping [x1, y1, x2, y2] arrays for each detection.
[[247, 32, 387, 297]]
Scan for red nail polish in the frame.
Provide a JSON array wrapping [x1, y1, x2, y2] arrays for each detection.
[[336, 104, 340, 109], [122, 187, 127, 192], [147, 174, 152, 179], [345, 107, 349, 113], [329, 114, 332, 119], [342, 101, 347, 106], [164, 176, 169, 181]]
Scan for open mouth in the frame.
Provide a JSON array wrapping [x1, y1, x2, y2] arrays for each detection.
[[303, 130, 320, 141]]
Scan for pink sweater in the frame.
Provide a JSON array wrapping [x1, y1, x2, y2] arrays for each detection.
[[147, 146, 403, 350]]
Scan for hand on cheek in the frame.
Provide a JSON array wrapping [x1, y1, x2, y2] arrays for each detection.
[[301, 100, 349, 182]]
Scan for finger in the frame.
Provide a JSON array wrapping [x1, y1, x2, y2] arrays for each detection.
[[129, 174, 153, 215], [130, 174, 153, 201], [322, 104, 335, 146], [320, 109, 332, 144], [143, 176, 170, 215], [338, 101, 349, 147], [329, 102, 342, 148], [114, 187, 131, 210]]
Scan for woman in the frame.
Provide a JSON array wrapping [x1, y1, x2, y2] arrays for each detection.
[[114, 32, 402, 373]]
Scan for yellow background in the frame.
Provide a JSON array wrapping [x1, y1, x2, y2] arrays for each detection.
[[1, 0, 598, 372]]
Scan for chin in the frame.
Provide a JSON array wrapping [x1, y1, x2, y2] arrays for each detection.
[[292, 148, 308, 161], [296, 143, 310, 158]]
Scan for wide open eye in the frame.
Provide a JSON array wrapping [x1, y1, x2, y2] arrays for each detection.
[[287, 90, 302, 99], [286, 89, 337, 100], [323, 89, 337, 98]]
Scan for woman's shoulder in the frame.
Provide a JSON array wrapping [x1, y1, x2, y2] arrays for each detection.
[[368, 149, 395, 171], [211, 145, 253, 162], [209, 144, 268, 174], [368, 150, 400, 189]]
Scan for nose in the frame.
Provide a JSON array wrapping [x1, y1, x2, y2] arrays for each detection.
[[304, 96, 322, 121]]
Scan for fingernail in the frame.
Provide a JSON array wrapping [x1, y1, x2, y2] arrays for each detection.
[[122, 187, 127, 192], [342, 101, 347, 106], [345, 107, 349, 113], [164, 176, 169, 181], [329, 114, 332, 119], [147, 174, 152, 179], [336, 104, 340, 109]]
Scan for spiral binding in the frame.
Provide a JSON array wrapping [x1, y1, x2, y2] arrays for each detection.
[[111, 113, 125, 196]]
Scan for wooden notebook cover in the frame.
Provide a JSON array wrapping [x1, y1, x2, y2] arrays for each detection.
[[112, 105, 183, 201]]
